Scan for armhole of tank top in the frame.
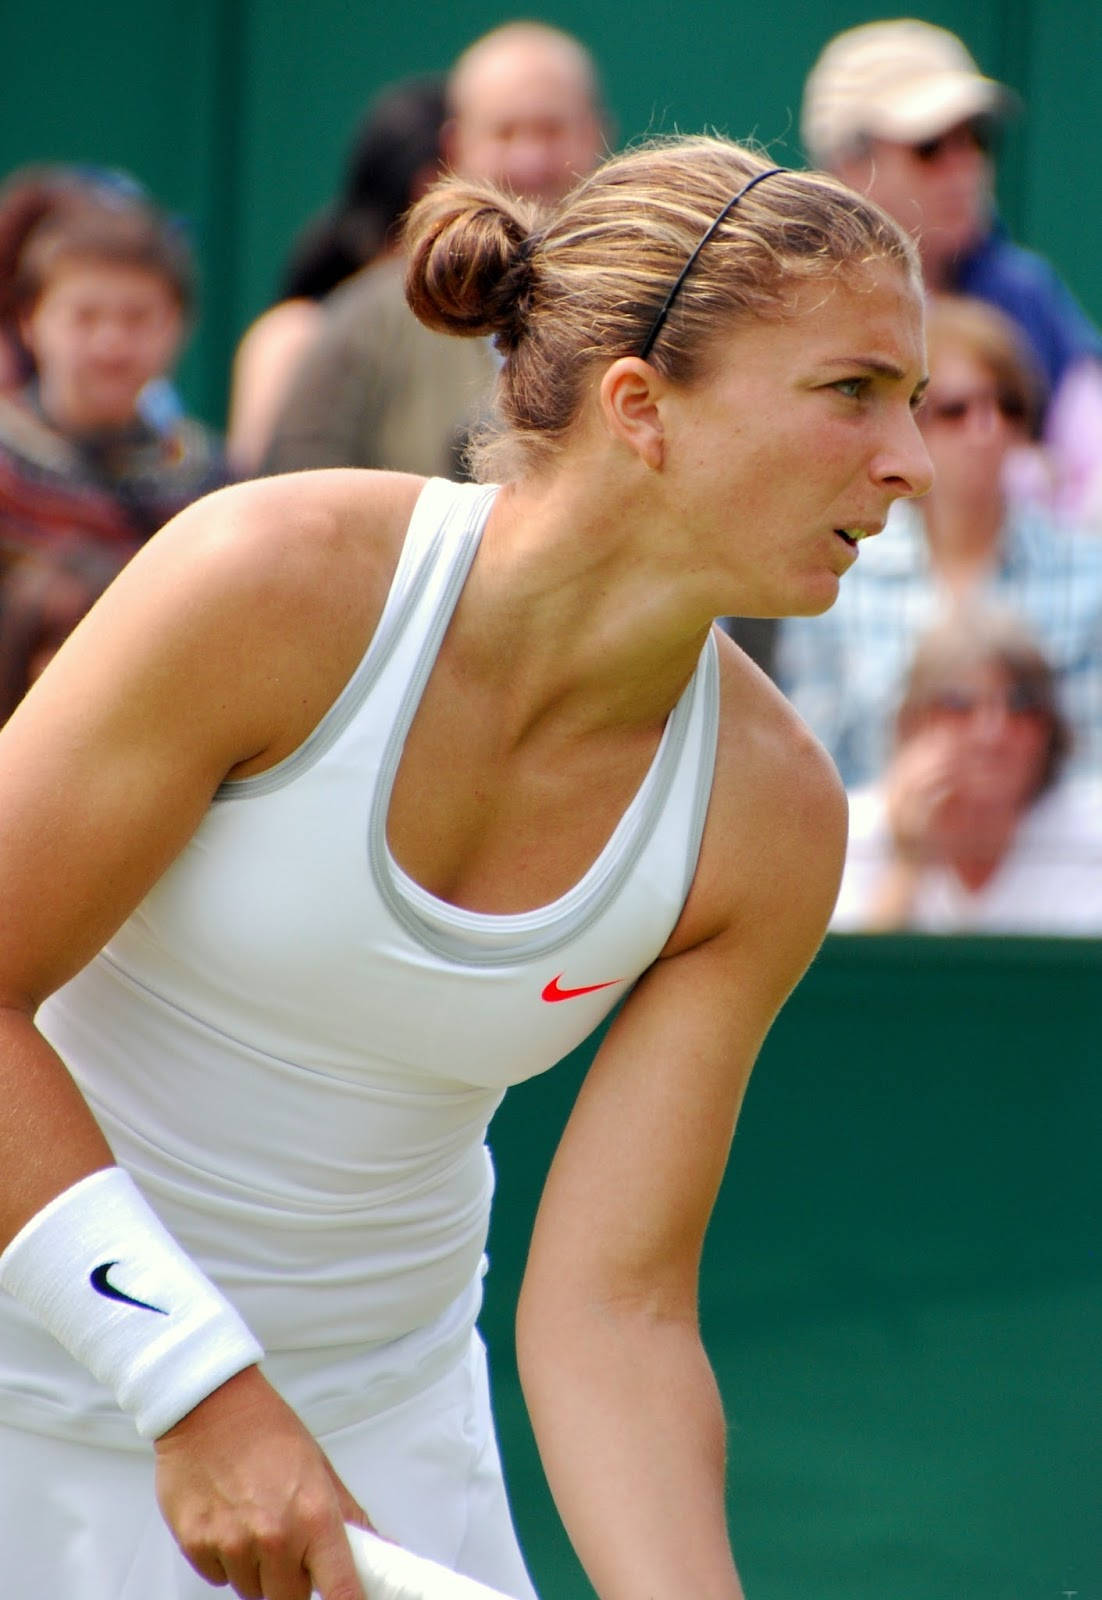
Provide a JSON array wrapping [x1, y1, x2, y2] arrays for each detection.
[[213, 478, 497, 803], [680, 627, 721, 905]]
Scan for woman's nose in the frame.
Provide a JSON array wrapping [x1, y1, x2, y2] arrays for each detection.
[[876, 411, 935, 502]]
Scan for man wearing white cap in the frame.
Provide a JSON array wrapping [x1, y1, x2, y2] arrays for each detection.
[[801, 18, 1102, 423]]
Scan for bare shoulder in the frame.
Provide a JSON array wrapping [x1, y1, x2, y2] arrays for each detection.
[[143, 468, 424, 593], [164, 469, 426, 767], [0, 470, 431, 1002], [235, 298, 322, 365], [226, 302, 327, 466], [668, 628, 846, 959], [713, 627, 845, 838], [101, 469, 423, 660]]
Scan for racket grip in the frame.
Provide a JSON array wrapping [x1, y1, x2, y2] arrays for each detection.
[[345, 1525, 516, 1600]]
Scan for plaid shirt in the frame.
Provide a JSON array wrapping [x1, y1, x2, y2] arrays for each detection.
[[777, 500, 1102, 786], [0, 384, 231, 565]]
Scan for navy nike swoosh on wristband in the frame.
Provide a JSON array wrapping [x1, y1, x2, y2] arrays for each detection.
[[89, 1261, 169, 1315]]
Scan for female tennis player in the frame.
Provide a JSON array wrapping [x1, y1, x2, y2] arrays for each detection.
[[0, 136, 931, 1599]]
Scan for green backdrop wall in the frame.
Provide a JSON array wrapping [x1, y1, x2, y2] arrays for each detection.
[[481, 934, 1101, 1599], [3, 1, 1101, 426]]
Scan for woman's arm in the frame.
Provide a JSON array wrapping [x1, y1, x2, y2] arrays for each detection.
[[0, 470, 416, 1598], [0, 470, 413, 1225], [226, 299, 325, 474], [517, 691, 846, 1600]]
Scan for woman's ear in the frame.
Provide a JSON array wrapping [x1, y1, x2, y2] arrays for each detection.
[[598, 357, 666, 470]]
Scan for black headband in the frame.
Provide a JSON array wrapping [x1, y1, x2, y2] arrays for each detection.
[[637, 166, 787, 361]]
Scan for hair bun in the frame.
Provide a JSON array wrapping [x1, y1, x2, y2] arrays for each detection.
[[403, 178, 540, 347]]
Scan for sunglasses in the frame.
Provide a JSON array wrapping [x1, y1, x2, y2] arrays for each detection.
[[918, 389, 1027, 428], [925, 684, 1048, 718], [911, 118, 994, 164]]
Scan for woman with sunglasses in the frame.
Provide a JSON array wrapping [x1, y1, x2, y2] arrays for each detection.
[[779, 293, 1102, 790], [831, 603, 1102, 934], [0, 136, 931, 1600]]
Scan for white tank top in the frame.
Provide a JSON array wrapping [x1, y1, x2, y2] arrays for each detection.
[[10, 477, 720, 1443]]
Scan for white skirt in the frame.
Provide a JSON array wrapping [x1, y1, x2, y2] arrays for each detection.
[[0, 1331, 537, 1599]]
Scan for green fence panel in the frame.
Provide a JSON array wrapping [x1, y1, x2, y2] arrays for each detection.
[[481, 934, 1102, 1599]]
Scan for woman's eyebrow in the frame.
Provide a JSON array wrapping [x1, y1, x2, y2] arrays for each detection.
[[819, 355, 909, 379]]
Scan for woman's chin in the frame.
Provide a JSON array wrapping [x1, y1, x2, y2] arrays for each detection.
[[790, 576, 842, 618]]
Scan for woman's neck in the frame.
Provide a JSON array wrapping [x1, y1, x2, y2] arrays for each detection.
[[34, 376, 141, 438], [920, 493, 1006, 595], [460, 474, 718, 738], [943, 807, 1022, 893]]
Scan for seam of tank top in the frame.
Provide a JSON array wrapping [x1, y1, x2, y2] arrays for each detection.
[[369, 615, 717, 966], [212, 479, 498, 802], [84, 945, 499, 1122], [680, 630, 721, 905], [95, 1107, 493, 1219], [86, 946, 360, 1083]]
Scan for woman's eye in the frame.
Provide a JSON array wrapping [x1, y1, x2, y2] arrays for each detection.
[[834, 377, 867, 400]]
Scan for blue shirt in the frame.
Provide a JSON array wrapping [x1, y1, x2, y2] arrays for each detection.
[[777, 500, 1102, 786], [955, 222, 1102, 399]]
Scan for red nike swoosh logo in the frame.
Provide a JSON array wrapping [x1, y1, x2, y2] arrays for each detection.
[[541, 974, 624, 1003]]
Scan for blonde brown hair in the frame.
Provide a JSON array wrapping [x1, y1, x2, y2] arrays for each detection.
[[403, 134, 920, 478], [924, 294, 1046, 440]]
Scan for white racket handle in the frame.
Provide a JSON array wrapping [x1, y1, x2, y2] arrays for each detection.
[[344, 1525, 515, 1600]]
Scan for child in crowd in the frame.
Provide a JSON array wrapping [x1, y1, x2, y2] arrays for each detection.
[[0, 183, 229, 563]]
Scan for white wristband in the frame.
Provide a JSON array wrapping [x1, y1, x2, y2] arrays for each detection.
[[0, 1166, 264, 1439]]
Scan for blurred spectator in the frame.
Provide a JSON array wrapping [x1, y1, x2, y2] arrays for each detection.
[[0, 166, 187, 417], [262, 21, 608, 480], [227, 75, 448, 473], [801, 17, 1102, 517], [0, 186, 229, 563], [0, 536, 130, 723], [778, 294, 1102, 784], [0, 165, 96, 391], [832, 605, 1102, 934]]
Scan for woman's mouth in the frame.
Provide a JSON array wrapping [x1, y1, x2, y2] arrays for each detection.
[[834, 523, 882, 550]]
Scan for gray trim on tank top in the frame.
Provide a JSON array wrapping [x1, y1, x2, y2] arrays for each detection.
[[369, 620, 721, 968], [212, 482, 497, 802], [209, 475, 721, 969]]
